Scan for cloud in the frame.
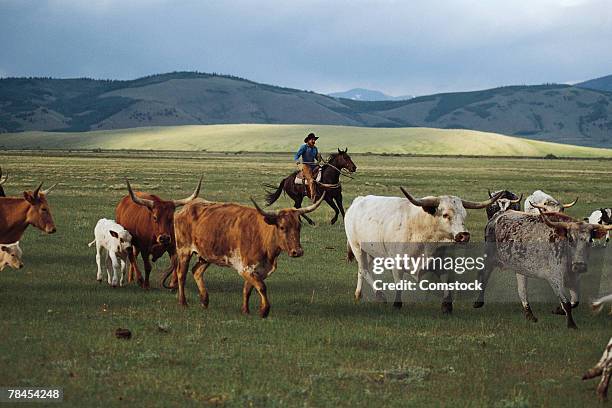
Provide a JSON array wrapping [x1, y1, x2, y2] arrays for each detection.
[[0, 0, 610, 95]]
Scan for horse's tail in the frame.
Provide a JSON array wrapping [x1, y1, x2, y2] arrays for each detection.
[[264, 179, 285, 206]]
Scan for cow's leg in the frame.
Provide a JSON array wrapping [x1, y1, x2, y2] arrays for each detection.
[[598, 364, 611, 401], [243, 273, 270, 318], [473, 248, 496, 308], [391, 267, 403, 309], [191, 259, 210, 308], [176, 249, 192, 307], [441, 271, 454, 314], [294, 195, 315, 226], [95, 244, 103, 283], [105, 253, 113, 286], [242, 281, 254, 314], [549, 279, 577, 329], [142, 252, 152, 289], [119, 257, 127, 287], [517, 274, 538, 322], [326, 195, 341, 225], [109, 252, 120, 288], [128, 247, 144, 286]]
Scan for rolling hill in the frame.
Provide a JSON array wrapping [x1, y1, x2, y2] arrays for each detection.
[[2, 124, 611, 157], [1, 72, 612, 148], [577, 74, 612, 92]]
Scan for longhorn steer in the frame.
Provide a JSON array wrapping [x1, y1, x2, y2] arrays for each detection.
[[345, 187, 501, 313], [0, 183, 56, 244], [170, 194, 325, 318], [524, 190, 578, 214], [585, 208, 612, 246], [475, 206, 612, 328], [115, 177, 201, 289]]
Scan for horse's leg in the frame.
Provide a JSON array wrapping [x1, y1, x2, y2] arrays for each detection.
[[294, 194, 315, 226], [326, 194, 341, 225], [334, 193, 345, 219]]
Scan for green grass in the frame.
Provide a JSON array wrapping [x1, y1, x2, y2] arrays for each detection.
[[0, 152, 610, 407], [2, 124, 612, 157]]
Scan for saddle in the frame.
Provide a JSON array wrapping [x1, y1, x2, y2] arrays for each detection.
[[295, 167, 322, 185]]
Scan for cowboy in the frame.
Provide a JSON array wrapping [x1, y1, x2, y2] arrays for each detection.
[[294, 132, 322, 200]]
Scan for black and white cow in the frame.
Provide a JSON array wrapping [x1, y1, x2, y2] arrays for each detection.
[[584, 208, 612, 246], [486, 189, 522, 220]]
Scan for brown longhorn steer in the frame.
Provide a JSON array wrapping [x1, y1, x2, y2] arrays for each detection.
[[115, 177, 201, 289], [171, 194, 325, 318], [0, 183, 57, 244]]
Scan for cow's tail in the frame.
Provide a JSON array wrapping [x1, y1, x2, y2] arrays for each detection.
[[264, 179, 284, 207], [87, 240, 96, 248], [160, 255, 178, 290], [346, 241, 355, 262]]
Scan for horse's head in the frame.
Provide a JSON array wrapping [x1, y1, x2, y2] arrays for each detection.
[[330, 148, 357, 173]]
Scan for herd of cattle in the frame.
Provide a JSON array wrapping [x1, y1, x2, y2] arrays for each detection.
[[0, 166, 611, 399]]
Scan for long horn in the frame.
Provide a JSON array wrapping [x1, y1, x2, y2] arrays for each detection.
[[296, 192, 326, 215], [487, 189, 493, 198], [251, 197, 280, 218], [510, 193, 523, 204], [462, 190, 504, 209], [562, 197, 578, 208], [535, 205, 572, 230], [0, 167, 7, 185], [400, 187, 440, 208], [41, 183, 57, 195], [32, 182, 43, 197], [173, 176, 203, 207], [126, 178, 154, 209]]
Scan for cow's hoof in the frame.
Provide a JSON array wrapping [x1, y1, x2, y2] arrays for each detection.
[[552, 306, 566, 315], [259, 307, 270, 318], [374, 291, 386, 302], [393, 301, 403, 309], [523, 307, 538, 322], [568, 322, 578, 330], [330, 218, 338, 225], [241, 307, 250, 315], [200, 298, 209, 308], [473, 301, 484, 309], [354, 293, 361, 303], [179, 300, 188, 308], [111, 284, 117, 289], [441, 302, 453, 314]]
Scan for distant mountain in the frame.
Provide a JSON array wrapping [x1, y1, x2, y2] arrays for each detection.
[[1, 71, 612, 148], [328, 88, 413, 101], [576, 74, 612, 92]]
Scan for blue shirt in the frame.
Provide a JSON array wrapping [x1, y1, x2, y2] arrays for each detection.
[[294, 144, 319, 164]]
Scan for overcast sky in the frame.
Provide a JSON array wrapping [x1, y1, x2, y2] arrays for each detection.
[[1, 0, 611, 96]]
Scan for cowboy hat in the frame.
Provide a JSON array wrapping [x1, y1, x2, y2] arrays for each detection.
[[304, 133, 319, 143]]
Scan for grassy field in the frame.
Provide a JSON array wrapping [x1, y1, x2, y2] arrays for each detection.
[[3, 124, 612, 157], [0, 151, 611, 407]]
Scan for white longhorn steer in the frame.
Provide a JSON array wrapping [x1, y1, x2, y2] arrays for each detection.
[[524, 190, 578, 214], [88, 218, 133, 287], [345, 187, 500, 313], [0, 242, 23, 271]]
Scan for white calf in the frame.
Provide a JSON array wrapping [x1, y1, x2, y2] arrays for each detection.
[[0, 242, 23, 271], [88, 218, 132, 287]]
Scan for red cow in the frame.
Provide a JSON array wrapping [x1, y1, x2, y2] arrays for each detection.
[[0, 183, 56, 244]]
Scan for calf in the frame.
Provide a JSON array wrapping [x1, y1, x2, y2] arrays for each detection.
[[88, 218, 133, 287], [584, 208, 612, 246], [583, 337, 612, 401], [0, 242, 23, 271]]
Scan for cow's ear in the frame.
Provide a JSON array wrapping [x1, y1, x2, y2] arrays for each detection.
[[23, 191, 35, 204], [422, 206, 437, 216], [1, 246, 8, 252], [592, 227, 607, 240], [583, 217, 589, 222], [109, 230, 119, 238], [263, 215, 278, 226]]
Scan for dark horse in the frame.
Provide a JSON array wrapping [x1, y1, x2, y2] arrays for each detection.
[[264, 148, 357, 225]]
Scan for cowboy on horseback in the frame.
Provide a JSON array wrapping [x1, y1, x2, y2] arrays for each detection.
[[294, 132, 322, 200]]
